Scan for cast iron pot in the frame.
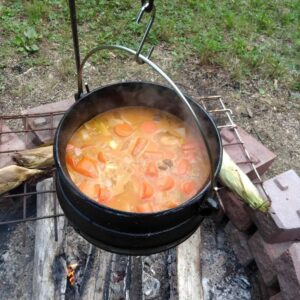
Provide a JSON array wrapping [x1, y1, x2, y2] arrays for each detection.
[[54, 81, 222, 255]]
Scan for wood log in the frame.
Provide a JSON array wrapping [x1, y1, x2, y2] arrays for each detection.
[[177, 228, 203, 300], [32, 178, 67, 300]]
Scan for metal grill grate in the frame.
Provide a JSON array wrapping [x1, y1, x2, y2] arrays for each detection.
[[0, 96, 267, 229]]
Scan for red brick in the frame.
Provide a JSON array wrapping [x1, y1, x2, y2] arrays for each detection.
[[218, 187, 253, 231], [224, 221, 253, 266], [248, 232, 291, 286], [221, 126, 276, 180], [249, 170, 300, 243], [22, 98, 74, 143], [269, 293, 283, 300], [0, 124, 26, 168], [275, 243, 300, 300]]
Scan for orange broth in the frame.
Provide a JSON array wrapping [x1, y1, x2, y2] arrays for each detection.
[[65, 107, 210, 213]]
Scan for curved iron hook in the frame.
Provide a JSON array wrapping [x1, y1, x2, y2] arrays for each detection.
[[141, 0, 154, 12], [135, 3, 156, 64]]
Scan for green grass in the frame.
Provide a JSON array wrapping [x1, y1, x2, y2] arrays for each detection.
[[0, 0, 299, 90]]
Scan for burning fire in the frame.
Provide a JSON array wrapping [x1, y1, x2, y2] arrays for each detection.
[[67, 263, 78, 286]]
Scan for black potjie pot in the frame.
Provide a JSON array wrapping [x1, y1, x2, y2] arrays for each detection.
[[54, 81, 222, 255]]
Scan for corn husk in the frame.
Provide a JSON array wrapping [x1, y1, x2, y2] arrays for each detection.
[[219, 149, 269, 213], [0, 165, 43, 195], [13, 146, 54, 169]]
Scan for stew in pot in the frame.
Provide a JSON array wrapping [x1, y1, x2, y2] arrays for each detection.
[[65, 107, 210, 213]]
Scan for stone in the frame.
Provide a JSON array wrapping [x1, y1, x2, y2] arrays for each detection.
[[275, 243, 300, 300], [218, 187, 253, 231], [22, 98, 74, 143], [221, 126, 276, 180], [249, 170, 300, 243], [248, 232, 291, 287], [0, 124, 26, 168], [224, 221, 253, 266]]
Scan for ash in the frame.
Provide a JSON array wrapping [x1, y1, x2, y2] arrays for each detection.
[[200, 219, 251, 300], [0, 222, 35, 300]]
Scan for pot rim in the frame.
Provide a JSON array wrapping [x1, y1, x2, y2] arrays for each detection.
[[54, 81, 223, 216]]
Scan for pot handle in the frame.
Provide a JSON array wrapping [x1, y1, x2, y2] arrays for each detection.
[[77, 44, 219, 212]]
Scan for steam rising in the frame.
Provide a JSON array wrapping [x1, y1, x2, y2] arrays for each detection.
[[57, 82, 219, 173]]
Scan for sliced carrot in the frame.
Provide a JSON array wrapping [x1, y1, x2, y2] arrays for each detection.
[[141, 181, 154, 199], [78, 182, 100, 200], [182, 141, 199, 151], [74, 156, 98, 178], [140, 121, 158, 133], [97, 151, 106, 163], [98, 187, 111, 203], [114, 123, 134, 137], [146, 161, 158, 177], [159, 176, 175, 191], [65, 152, 76, 169], [132, 137, 148, 156], [176, 159, 190, 175], [181, 181, 197, 196], [136, 202, 156, 213]]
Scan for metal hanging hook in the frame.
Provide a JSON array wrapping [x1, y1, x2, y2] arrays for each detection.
[[141, 0, 154, 12], [135, 2, 156, 64]]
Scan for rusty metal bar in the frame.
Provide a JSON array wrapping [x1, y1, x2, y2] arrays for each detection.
[[0, 214, 64, 226], [201, 95, 271, 202], [22, 115, 29, 246], [1, 190, 56, 198], [53, 171, 58, 241], [0, 111, 66, 119], [0, 126, 59, 135]]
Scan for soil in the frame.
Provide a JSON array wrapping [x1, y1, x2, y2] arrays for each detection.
[[0, 45, 299, 299], [1, 46, 299, 174]]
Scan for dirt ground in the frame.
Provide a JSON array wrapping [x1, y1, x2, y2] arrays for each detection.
[[1, 46, 299, 175], [0, 45, 299, 299]]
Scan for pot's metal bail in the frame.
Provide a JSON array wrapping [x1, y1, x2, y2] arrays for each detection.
[[67, 0, 220, 215]]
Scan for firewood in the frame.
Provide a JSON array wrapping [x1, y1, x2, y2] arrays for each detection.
[[32, 178, 67, 300]]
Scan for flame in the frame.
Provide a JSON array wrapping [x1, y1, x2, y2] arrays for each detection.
[[67, 263, 78, 286]]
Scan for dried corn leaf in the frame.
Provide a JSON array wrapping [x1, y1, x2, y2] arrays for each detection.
[[13, 145, 54, 169], [0, 165, 43, 195]]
